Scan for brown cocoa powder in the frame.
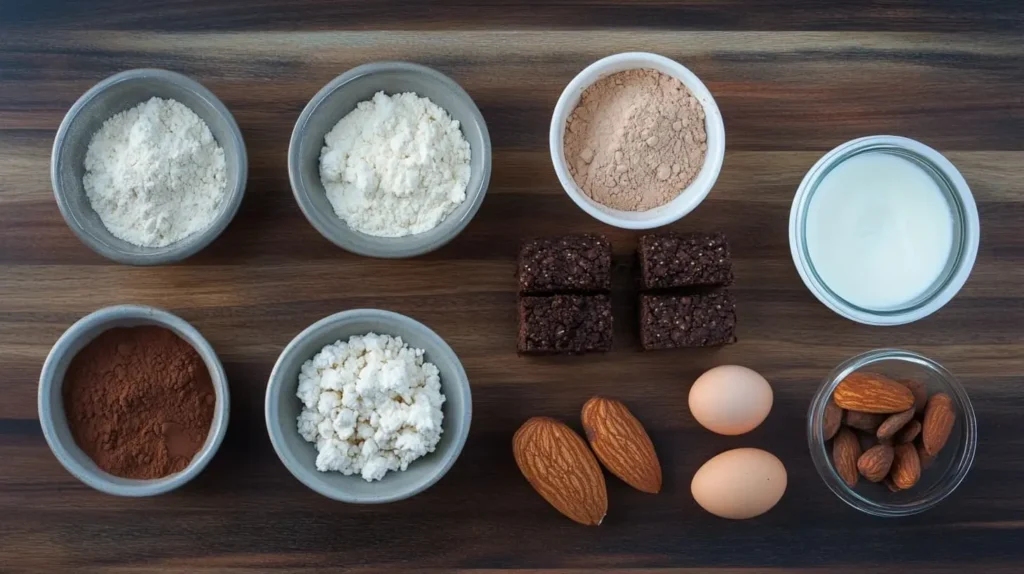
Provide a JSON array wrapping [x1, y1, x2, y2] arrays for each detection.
[[63, 326, 215, 479]]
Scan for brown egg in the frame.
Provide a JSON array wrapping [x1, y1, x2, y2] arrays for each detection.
[[689, 365, 773, 435], [691, 448, 787, 519]]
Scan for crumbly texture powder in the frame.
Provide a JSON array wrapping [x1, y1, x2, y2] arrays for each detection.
[[62, 326, 216, 479], [83, 97, 228, 247], [296, 333, 446, 482], [564, 69, 707, 212], [319, 91, 471, 238]]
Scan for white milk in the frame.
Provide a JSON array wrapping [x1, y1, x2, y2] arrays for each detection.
[[806, 152, 954, 310]]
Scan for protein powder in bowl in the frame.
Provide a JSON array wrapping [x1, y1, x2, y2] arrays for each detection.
[[790, 135, 980, 325], [550, 52, 725, 230]]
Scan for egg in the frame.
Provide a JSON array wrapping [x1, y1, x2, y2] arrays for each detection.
[[691, 448, 787, 519], [688, 365, 773, 435]]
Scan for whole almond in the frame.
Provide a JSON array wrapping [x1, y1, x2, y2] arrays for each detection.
[[845, 410, 885, 432], [922, 393, 956, 456], [513, 417, 608, 526], [891, 443, 921, 489], [833, 372, 915, 414], [857, 444, 894, 482], [823, 400, 843, 440], [877, 408, 915, 442], [896, 420, 922, 444], [899, 379, 929, 416], [832, 427, 861, 488], [581, 397, 662, 494]]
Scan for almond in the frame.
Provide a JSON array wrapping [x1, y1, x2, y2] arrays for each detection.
[[832, 427, 861, 488], [857, 444, 894, 482], [513, 417, 608, 526], [922, 392, 956, 456], [581, 397, 662, 494], [833, 372, 915, 413], [899, 378, 929, 416], [823, 399, 843, 440], [896, 420, 922, 444], [876, 408, 915, 442], [845, 410, 885, 432], [891, 443, 921, 489]]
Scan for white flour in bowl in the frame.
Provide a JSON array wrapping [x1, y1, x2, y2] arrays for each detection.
[[83, 97, 227, 248], [319, 91, 471, 238]]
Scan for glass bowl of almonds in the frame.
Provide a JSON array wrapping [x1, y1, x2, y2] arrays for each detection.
[[807, 348, 977, 516]]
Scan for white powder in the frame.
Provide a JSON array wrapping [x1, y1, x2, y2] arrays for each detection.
[[83, 97, 228, 248], [319, 91, 471, 238]]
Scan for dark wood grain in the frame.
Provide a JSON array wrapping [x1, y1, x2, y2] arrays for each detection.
[[2, 1, 1024, 571]]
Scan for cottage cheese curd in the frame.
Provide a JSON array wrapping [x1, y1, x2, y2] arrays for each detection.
[[296, 333, 445, 481]]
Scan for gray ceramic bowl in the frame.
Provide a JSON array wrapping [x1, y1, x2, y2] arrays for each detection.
[[38, 304, 230, 496], [51, 69, 248, 265], [265, 309, 472, 503], [288, 62, 491, 258]]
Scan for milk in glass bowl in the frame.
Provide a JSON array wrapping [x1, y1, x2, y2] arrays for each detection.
[[789, 136, 979, 326]]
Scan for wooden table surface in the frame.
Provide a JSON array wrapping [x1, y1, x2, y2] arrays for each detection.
[[2, 1, 1023, 572]]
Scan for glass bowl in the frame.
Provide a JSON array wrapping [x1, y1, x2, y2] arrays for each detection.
[[789, 135, 980, 326], [807, 349, 977, 516]]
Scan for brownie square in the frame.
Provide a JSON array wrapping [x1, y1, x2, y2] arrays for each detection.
[[638, 232, 733, 290], [639, 291, 737, 350], [518, 234, 612, 294], [518, 295, 613, 354]]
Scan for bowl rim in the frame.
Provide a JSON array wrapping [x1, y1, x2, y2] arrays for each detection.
[[264, 308, 473, 503], [51, 68, 249, 266], [37, 304, 231, 496], [549, 51, 726, 229], [789, 135, 980, 325], [806, 348, 977, 516], [287, 61, 492, 258]]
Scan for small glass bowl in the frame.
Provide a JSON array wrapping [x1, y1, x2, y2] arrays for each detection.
[[789, 135, 980, 326], [807, 349, 977, 516]]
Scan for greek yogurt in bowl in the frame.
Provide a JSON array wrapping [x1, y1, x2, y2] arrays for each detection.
[[790, 136, 979, 325]]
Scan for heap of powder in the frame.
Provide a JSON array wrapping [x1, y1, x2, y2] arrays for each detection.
[[83, 97, 228, 247], [319, 91, 471, 238], [62, 326, 216, 479], [564, 69, 707, 212]]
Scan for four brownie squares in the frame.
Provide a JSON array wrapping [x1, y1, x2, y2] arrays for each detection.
[[515, 231, 736, 354], [516, 234, 613, 355]]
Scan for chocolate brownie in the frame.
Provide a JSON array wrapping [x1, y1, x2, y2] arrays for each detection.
[[638, 232, 733, 290], [639, 291, 737, 350], [518, 295, 612, 354], [518, 234, 611, 294]]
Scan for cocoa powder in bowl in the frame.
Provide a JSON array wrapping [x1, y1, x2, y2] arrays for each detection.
[[62, 326, 216, 479]]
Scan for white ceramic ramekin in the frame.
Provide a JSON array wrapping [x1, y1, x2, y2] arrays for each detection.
[[789, 135, 980, 326], [549, 52, 725, 229]]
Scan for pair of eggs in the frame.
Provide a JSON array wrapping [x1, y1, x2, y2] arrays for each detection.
[[688, 365, 787, 520]]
